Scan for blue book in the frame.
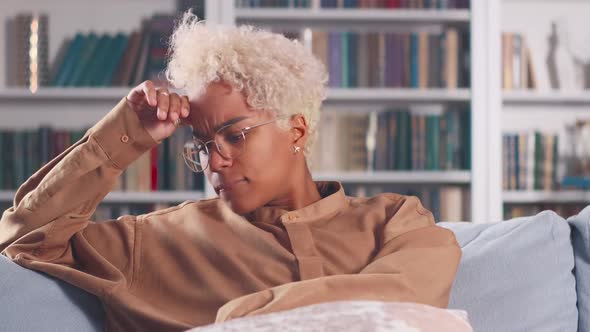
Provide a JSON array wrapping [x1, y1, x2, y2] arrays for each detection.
[[328, 32, 342, 87]]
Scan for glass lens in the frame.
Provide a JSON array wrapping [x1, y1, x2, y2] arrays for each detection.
[[216, 127, 246, 159], [182, 140, 208, 172]]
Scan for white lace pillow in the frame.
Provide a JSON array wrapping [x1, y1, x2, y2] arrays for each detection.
[[187, 301, 473, 332]]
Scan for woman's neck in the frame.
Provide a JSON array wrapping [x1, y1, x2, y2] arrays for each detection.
[[264, 166, 322, 211]]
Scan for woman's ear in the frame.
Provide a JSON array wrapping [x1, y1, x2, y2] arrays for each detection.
[[289, 114, 308, 147]]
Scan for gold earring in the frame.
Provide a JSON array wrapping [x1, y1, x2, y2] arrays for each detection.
[[293, 146, 301, 154]]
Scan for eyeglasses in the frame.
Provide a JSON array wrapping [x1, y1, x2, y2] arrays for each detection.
[[182, 118, 278, 173]]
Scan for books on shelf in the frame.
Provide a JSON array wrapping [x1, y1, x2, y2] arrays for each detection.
[[47, 14, 175, 88], [501, 32, 537, 90], [0, 127, 87, 190], [0, 126, 204, 192], [502, 131, 558, 191], [308, 28, 469, 89], [235, 0, 470, 9], [311, 105, 470, 172]]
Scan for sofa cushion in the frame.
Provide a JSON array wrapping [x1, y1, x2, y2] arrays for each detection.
[[439, 211, 578, 332], [568, 205, 590, 332], [0, 255, 104, 331]]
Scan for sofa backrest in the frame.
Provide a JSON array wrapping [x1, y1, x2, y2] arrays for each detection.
[[568, 205, 590, 332], [439, 211, 578, 332], [0, 255, 104, 331]]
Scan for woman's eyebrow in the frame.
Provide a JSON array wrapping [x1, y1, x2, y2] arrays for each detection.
[[192, 116, 251, 138]]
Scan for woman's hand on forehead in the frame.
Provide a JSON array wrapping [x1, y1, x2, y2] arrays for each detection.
[[126, 80, 192, 142]]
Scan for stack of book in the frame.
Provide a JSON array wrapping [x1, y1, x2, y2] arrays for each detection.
[[46, 14, 175, 87], [236, 0, 470, 9], [0, 127, 87, 190], [501, 32, 537, 90], [0, 126, 204, 192], [311, 106, 470, 172], [310, 28, 470, 88], [502, 131, 558, 191]]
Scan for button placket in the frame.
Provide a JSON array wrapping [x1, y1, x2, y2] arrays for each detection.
[[283, 220, 324, 280]]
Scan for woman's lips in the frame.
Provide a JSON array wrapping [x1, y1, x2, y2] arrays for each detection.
[[217, 179, 247, 193]]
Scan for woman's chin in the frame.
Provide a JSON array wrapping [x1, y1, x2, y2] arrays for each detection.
[[220, 196, 251, 216]]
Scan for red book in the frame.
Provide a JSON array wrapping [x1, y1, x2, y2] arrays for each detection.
[[387, 0, 400, 7]]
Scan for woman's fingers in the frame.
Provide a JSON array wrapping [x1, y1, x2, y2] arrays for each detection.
[[126, 80, 157, 108], [156, 89, 171, 120], [143, 81, 157, 106], [168, 93, 182, 123], [181, 96, 190, 118], [128, 80, 190, 127]]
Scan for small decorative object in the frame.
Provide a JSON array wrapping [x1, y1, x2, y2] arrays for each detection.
[[550, 18, 590, 90], [5, 12, 49, 92]]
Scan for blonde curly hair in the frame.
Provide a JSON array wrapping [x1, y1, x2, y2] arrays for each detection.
[[165, 10, 328, 161]]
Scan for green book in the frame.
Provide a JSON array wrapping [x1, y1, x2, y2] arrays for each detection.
[[67, 33, 100, 86], [432, 115, 440, 170], [13, 131, 25, 187], [53, 33, 86, 86], [341, 32, 349, 88], [534, 132, 542, 190], [99, 33, 129, 86], [80, 34, 112, 86], [425, 116, 433, 170]]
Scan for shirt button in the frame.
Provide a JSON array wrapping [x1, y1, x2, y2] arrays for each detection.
[[288, 214, 298, 221], [120, 135, 129, 143]]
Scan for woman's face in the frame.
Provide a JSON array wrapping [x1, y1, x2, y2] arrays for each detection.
[[186, 82, 299, 215]]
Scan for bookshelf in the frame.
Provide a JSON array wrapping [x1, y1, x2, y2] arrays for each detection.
[[500, 0, 590, 218], [214, 0, 501, 223], [503, 190, 590, 205], [0, 0, 507, 223], [503, 91, 590, 106], [234, 8, 471, 26]]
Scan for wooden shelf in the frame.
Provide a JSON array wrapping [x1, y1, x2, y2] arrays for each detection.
[[0, 191, 204, 204], [235, 8, 471, 26], [313, 170, 471, 184], [326, 88, 470, 106], [0, 87, 131, 102], [503, 190, 590, 204], [503, 90, 590, 106], [0, 87, 471, 106]]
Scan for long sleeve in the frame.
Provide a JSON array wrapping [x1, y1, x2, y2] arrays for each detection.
[[0, 97, 158, 296], [216, 196, 462, 322]]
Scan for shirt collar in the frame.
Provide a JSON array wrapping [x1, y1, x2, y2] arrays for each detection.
[[244, 181, 347, 225]]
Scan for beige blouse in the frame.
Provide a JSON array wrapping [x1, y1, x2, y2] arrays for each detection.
[[0, 98, 462, 332]]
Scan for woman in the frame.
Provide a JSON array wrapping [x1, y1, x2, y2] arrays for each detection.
[[0, 11, 461, 332]]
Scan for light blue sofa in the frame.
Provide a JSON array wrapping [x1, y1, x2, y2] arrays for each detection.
[[2, 206, 590, 332]]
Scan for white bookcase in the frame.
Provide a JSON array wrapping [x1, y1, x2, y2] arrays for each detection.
[[0, 0, 507, 223], [500, 0, 590, 212]]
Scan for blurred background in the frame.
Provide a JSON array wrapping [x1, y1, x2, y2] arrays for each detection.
[[1, 0, 590, 224]]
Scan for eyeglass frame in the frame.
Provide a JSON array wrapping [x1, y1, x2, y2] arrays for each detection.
[[182, 117, 284, 173]]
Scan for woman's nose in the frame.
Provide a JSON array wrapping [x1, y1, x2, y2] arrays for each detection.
[[208, 145, 232, 171]]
